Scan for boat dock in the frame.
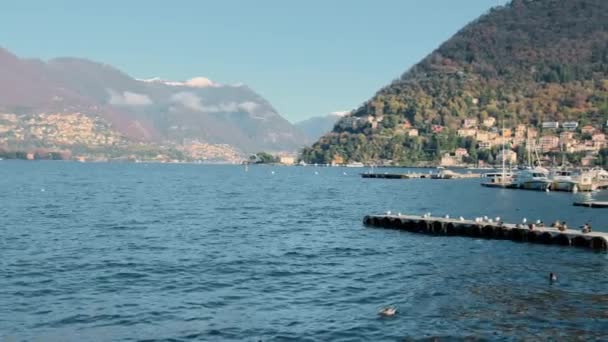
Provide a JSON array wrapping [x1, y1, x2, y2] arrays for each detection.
[[363, 214, 608, 251], [362, 171, 480, 180], [573, 201, 608, 208]]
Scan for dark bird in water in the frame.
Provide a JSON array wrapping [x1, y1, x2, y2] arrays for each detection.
[[549, 272, 558, 283], [378, 306, 397, 317]]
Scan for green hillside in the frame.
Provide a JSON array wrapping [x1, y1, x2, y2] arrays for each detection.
[[302, 0, 608, 165]]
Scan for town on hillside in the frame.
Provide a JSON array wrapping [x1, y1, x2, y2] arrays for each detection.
[[0, 112, 245, 163], [438, 117, 608, 168]]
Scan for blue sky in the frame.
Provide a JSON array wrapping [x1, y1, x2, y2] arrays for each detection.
[[1, 0, 507, 122]]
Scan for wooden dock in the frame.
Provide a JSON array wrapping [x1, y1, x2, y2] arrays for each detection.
[[361, 171, 480, 180], [573, 201, 608, 208], [363, 214, 608, 251]]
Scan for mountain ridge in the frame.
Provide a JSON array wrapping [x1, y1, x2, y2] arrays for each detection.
[[0, 48, 307, 157], [302, 0, 608, 165]]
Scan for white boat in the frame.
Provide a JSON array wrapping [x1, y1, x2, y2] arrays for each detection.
[[345, 162, 365, 168], [482, 170, 514, 178], [511, 167, 552, 190], [549, 169, 579, 191]]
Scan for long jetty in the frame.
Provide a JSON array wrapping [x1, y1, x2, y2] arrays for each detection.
[[361, 172, 480, 180], [363, 214, 608, 251]]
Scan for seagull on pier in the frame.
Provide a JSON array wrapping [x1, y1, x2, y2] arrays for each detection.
[[386, 211, 392, 215], [495, 217, 501, 222], [445, 214, 450, 219], [483, 216, 488, 221], [459, 216, 465, 221], [522, 218, 527, 224]]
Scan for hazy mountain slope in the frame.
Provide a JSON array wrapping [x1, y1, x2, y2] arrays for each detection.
[[0, 48, 307, 152], [294, 114, 342, 141]]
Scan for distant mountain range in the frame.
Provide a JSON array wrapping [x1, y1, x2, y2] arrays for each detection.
[[294, 112, 345, 141], [0, 48, 307, 156]]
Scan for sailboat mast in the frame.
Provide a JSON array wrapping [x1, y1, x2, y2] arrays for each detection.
[[501, 118, 506, 181]]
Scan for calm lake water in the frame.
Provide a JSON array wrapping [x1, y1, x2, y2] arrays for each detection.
[[1, 161, 607, 341]]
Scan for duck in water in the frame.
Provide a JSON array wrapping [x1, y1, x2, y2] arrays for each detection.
[[549, 272, 558, 283], [378, 306, 397, 317]]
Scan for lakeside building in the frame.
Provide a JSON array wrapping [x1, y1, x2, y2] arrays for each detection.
[[279, 156, 296, 165]]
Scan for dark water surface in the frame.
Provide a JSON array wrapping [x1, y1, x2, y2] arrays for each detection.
[[1, 162, 607, 341]]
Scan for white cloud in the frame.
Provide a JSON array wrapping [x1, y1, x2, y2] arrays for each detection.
[[238, 101, 260, 113], [170, 92, 262, 114], [184, 77, 216, 88], [138, 76, 221, 88], [170, 92, 205, 112], [331, 110, 351, 117], [108, 89, 152, 106]]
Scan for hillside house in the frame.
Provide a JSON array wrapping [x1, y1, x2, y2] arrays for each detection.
[[457, 128, 477, 137], [562, 121, 579, 131], [432, 125, 444, 134], [581, 125, 596, 135], [463, 118, 477, 128], [497, 149, 517, 164], [482, 117, 496, 128], [539, 135, 559, 152], [454, 148, 469, 158], [440, 153, 457, 166], [479, 141, 492, 149], [542, 122, 559, 129], [592, 133, 605, 142], [581, 155, 597, 167], [514, 124, 527, 138]]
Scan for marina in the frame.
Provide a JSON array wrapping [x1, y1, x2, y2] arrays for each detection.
[[363, 213, 608, 251]]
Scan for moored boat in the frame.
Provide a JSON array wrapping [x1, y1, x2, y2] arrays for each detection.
[[510, 167, 552, 190]]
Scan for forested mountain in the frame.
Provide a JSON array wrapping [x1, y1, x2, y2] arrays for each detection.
[[302, 0, 608, 164]]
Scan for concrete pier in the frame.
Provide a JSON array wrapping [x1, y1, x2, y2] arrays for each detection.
[[363, 214, 608, 251], [573, 201, 608, 208], [361, 171, 480, 180]]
